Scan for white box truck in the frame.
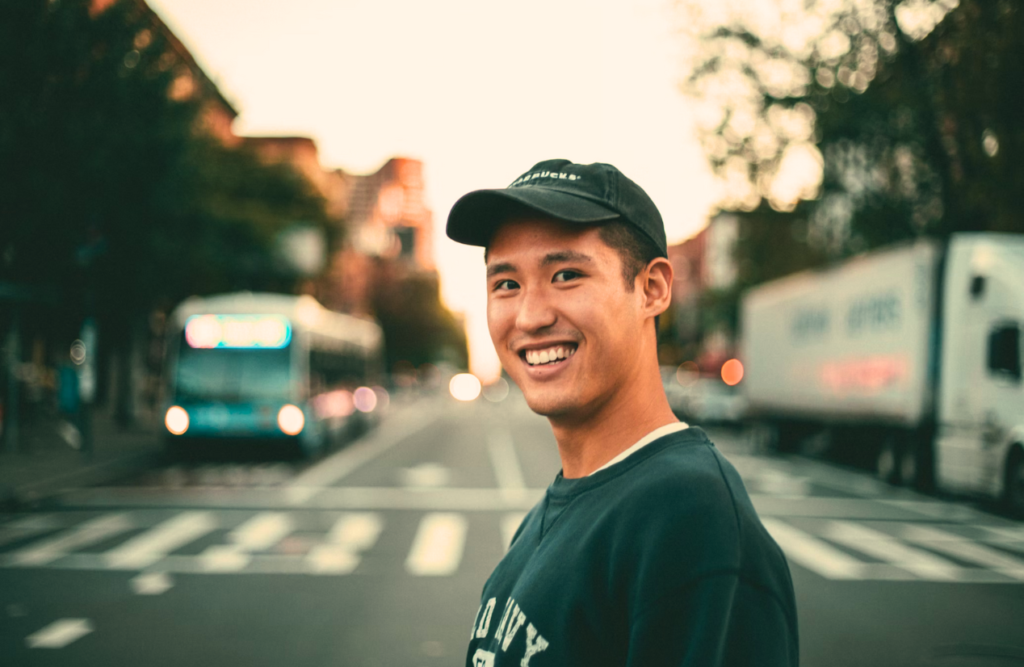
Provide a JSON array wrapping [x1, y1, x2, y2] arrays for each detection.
[[741, 233, 1024, 513]]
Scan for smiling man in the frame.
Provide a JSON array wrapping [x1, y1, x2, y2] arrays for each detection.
[[447, 159, 798, 667]]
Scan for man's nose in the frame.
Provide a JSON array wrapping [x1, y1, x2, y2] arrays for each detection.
[[515, 287, 557, 333]]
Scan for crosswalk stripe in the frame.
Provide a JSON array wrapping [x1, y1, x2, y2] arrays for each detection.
[[13, 514, 133, 566], [25, 618, 94, 649], [131, 571, 174, 595], [487, 430, 526, 493], [105, 512, 216, 570], [200, 512, 292, 572], [5, 508, 1024, 582], [307, 512, 383, 574], [900, 525, 1024, 580], [229, 512, 293, 550], [761, 518, 865, 580], [406, 513, 467, 576], [0, 515, 63, 548], [327, 512, 383, 549], [825, 521, 961, 581], [982, 526, 1024, 542]]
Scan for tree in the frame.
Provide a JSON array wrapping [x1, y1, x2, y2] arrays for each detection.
[[371, 264, 468, 373], [0, 0, 330, 419], [681, 0, 1021, 263]]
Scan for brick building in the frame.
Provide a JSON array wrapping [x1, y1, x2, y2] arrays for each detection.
[[665, 213, 739, 373]]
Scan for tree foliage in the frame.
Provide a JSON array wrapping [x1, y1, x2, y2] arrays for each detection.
[[0, 0, 329, 325], [682, 0, 1022, 265], [371, 264, 468, 372]]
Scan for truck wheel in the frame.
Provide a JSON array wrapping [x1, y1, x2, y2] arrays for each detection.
[[1004, 446, 1024, 519], [877, 435, 899, 485], [897, 441, 918, 489]]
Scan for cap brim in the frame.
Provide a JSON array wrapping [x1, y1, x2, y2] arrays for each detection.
[[446, 187, 620, 247]]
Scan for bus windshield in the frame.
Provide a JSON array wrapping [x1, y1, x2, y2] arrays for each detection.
[[174, 340, 294, 402]]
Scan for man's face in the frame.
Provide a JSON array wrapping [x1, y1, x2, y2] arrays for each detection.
[[486, 218, 647, 422]]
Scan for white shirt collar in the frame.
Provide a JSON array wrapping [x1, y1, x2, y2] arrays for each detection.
[[588, 421, 690, 475]]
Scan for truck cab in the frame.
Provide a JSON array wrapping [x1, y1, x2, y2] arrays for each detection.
[[936, 234, 1024, 512]]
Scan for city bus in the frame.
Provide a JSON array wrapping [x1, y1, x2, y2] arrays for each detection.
[[162, 292, 385, 458]]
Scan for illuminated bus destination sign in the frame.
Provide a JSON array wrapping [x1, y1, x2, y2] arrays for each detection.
[[185, 314, 292, 349]]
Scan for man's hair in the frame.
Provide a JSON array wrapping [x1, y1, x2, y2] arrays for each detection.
[[597, 220, 664, 292]]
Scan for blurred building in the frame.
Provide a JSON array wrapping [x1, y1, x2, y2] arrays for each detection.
[[240, 143, 437, 316], [92, 0, 240, 147], [666, 213, 739, 374]]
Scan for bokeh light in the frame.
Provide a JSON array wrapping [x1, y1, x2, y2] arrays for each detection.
[[164, 405, 189, 435], [277, 404, 305, 435], [676, 361, 700, 386], [482, 377, 510, 403], [449, 373, 482, 402], [354, 386, 378, 413], [721, 359, 744, 386], [372, 386, 390, 412], [70, 339, 87, 365]]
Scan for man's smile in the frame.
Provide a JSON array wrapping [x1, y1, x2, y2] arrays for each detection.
[[520, 344, 578, 366]]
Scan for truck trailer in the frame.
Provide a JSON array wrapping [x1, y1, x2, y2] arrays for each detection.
[[740, 233, 1024, 514]]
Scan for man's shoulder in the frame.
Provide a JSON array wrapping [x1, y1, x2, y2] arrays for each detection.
[[597, 430, 741, 534], [616, 428, 738, 505]]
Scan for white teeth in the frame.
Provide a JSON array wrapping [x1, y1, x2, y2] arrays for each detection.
[[525, 346, 576, 366]]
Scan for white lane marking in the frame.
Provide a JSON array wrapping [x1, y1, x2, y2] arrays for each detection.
[[756, 469, 810, 498], [61, 486, 547, 512], [105, 512, 216, 570], [26, 618, 94, 648], [983, 526, 1024, 542], [131, 571, 173, 595], [501, 513, 526, 551], [13, 514, 133, 566], [750, 496, 953, 520], [200, 512, 292, 573], [901, 525, 1024, 580], [307, 512, 383, 574], [200, 545, 250, 572], [328, 512, 383, 549], [229, 512, 292, 551], [399, 463, 451, 488], [825, 520, 961, 581], [406, 513, 467, 576], [286, 404, 441, 504], [761, 518, 865, 580], [487, 429, 526, 494], [0, 515, 63, 548]]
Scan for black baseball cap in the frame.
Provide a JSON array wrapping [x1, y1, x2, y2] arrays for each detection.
[[446, 159, 668, 256]]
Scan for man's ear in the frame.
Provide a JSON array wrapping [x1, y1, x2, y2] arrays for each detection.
[[641, 257, 673, 318]]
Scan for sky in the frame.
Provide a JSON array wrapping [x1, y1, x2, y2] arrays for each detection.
[[147, 0, 721, 380]]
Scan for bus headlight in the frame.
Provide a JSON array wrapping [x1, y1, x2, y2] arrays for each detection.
[[165, 406, 190, 435], [278, 404, 305, 435]]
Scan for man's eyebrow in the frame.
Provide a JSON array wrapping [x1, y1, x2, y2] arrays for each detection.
[[541, 250, 593, 266], [486, 262, 516, 278]]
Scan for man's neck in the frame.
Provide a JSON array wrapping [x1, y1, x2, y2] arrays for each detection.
[[549, 369, 678, 479]]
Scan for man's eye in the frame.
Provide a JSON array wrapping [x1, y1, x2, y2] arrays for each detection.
[[552, 270, 581, 283], [493, 279, 519, 291]]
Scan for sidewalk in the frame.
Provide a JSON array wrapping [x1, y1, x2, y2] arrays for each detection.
[[0, 408, 162, 509]]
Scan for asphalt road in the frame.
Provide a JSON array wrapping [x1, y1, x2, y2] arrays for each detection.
[[1, 391, 1023, 667]]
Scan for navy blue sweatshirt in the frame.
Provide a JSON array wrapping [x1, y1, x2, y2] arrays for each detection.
[[466, 427, 798, 666]]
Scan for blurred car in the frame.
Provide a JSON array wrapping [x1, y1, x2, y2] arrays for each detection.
[[663, 373, 747, 425]]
